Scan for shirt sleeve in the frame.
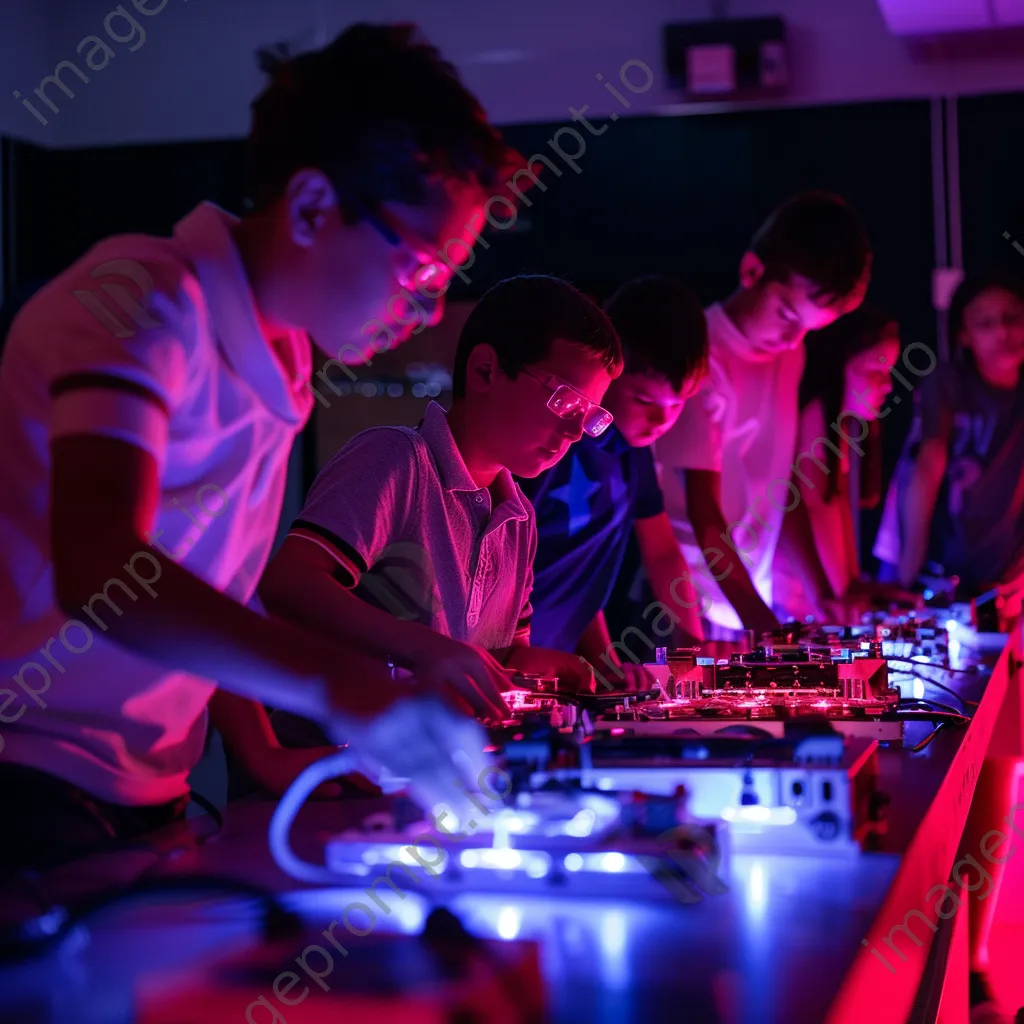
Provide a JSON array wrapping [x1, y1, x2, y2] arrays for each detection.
[[290, 428, 421, 588], [654, 375, 724, 474], [42, 251, 204, 470], [632, 446, 665, 521]]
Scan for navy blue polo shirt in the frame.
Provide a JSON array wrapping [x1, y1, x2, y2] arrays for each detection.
[[518, 427, 664, 653]]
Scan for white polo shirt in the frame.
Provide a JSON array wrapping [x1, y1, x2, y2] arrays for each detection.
[[655, 304, 805, 630], [0, 202, 314, 805]]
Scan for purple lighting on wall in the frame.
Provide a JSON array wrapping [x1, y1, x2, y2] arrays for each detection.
[[877, 0, 1024, 35]]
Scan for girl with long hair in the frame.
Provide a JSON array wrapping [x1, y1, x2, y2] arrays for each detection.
[[774, 306, 902, 621]]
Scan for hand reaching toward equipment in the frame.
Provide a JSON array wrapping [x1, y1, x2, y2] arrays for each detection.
[[269, 694, 500, 884], [504, 646, 597, 693], [408, 633, 511, 722], [607, 660, 656, 692]]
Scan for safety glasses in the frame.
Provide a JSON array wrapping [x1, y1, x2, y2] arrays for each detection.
[[521, 368, 613, 437], [341, 189, 454, 295]]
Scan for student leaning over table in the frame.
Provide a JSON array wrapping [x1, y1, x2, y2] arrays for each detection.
[[0, 23, 529, 871], [253, 275, 623, 755]]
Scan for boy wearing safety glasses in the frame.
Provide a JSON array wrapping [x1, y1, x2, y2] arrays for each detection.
[[521, 277, 710, 689], [0, 25, 523, 870], [258, 275, 622, 709]]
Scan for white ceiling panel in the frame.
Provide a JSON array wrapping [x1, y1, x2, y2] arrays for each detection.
[[994, 0, 1024, 26]]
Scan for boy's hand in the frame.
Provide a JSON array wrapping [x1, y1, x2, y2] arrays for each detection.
[[614, 661, 656, 692], [410, 633, 512, 723], [327, 695, 498, 825], [580, 656, 653, 693], [539, 649, 596, 693], [504, 646, 597, 693]]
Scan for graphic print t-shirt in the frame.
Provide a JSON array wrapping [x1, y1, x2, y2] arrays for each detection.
[[882, 361, 1024, 589], [519, 428, 664, 654]]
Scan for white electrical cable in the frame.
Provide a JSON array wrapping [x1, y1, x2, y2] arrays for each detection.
[[268, 749, 358, 884], [268, 696, 496, 884]]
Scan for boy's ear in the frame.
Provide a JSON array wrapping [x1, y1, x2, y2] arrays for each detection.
[[738, 251, 766, 290], [464, 343, 499, 394], [284, 168, 338, 248]]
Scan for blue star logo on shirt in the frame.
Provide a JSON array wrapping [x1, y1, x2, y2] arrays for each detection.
[[549, 456, 601, 536]]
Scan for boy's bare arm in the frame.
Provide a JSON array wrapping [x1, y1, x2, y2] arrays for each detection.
[[51, 435, 400, 722], [259, 535, 509, 720], [208, 691, 346, 798], [633, 511, 705, 642], [684, 469, 778, 633], [775, 495, 839, 617]]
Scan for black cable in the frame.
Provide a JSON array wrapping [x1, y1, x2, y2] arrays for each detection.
[[888, 659, 979, 676], [901, 698, 967, 718], [111, 789, 227, 891], [188, 790, 225, 837], [894, 708, 971, 726], [0, 874, 299, 964], [906, 672, 980, 710], [908, 724, 948, 753], [894, 706, 969, 753], [66, 874, 284, 925]]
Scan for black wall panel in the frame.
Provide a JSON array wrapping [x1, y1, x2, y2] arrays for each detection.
[[4, 139, 246, 286], [958, 91, 1024, 273]]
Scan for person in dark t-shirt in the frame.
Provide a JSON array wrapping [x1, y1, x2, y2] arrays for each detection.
[[891, 270, 1024, 594], [520, 276, 709, 688]]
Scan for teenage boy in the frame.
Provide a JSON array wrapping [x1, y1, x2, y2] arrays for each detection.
[[257, 276, 623, 705], [656, 193, 872, 636], [520, 276, 709, 688], [0, 24, 525, 870]]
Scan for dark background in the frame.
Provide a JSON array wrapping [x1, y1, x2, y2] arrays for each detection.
[[958, 92, 1024, 268], [2, 92, 1020, 566]]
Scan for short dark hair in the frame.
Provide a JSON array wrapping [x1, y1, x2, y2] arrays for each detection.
[[451, 276, 623, 400], [750, 192, 872, 304], [604, 276, 709, 392], [247, 24, 522, 211]]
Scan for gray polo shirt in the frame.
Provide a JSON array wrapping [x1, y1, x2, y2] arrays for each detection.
[[292, 401, 535, 649]]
